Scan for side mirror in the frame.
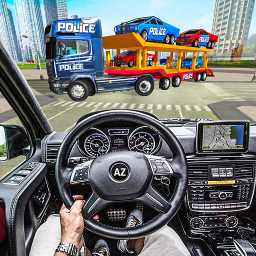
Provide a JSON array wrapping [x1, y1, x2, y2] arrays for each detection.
[[0, 124, 30, 162]]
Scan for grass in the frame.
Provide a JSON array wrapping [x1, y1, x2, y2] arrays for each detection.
[[17, 63, 46, 68], [208, 62, 256, 67]]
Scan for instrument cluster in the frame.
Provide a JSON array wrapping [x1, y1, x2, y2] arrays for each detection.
[[77, 126, 161, 157]]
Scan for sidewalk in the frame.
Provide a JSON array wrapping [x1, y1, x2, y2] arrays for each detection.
[[19, 67, 256, 82]]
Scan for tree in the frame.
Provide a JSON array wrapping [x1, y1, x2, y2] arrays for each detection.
[[34, 52, 44, 64], [0, 143, 7, 157], [246, 34, 256, 47]]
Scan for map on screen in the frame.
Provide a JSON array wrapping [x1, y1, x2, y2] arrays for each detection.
[[202, 124, 245, 150]]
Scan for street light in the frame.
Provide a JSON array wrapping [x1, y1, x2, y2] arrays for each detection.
[[22, 34, 44, 80]]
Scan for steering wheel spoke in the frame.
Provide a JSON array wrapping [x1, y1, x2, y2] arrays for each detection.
[[140, 183, 171, 213], [146, 155, 173, 176], [70, 160, 93, 185], [83, 191, 109, 219], [167, 159, 186, 178]]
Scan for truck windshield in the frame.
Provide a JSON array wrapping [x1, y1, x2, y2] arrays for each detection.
[[57, 40, 89, 56], [184, 30, 199, 34]]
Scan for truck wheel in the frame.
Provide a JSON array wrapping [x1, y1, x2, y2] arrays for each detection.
[[164, 34, 171, 44], [194, 72, 202, 82], [135, 76, 154, 96], [159, 77, 170, 90], [140, 30, 148, 41], [116, 63, 121, 67], [192, 39, 198, 47], [210, 41, 215, 49], [172, 76, 181, 87], [201, 71, 207, 81], [68, 80, 89, 101], [128, 60, 134, 67]]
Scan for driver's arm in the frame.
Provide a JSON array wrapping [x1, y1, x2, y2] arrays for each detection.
[[55, 196, 85, 255]]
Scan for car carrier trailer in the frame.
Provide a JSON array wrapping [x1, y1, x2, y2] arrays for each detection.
[[103, 33, 215, 90], [44, 17, 154, 101]]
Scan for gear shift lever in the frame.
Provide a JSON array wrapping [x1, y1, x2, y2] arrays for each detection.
[[233, 239, 256, 256]]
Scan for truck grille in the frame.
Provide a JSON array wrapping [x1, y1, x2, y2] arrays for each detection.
[[46, 59, 54, 80]]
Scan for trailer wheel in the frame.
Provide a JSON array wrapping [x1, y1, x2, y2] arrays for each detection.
[[194, 72, 202, 82], [140, 30, 148, 41], [159, 77, 170, 90], [68, 80, 89, 101], [192, 39, 198, 47], [201, 71, 207, 81], [128, 60, 134, 67], [172, 76, 181, 87], [135, 76, 154, 96]]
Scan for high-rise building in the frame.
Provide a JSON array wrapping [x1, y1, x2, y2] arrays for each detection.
[[211, 0, 255, 54], [14, 0, 46, 61], [0, 0, 22, 61], [43, 0, 68, 25]]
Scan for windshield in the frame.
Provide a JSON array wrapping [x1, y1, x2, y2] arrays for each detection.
[[184, 30, 199, 34], [1, 1, 255, 135]]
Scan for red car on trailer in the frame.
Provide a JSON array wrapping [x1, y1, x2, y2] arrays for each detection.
[[114, 50, 156, 67], [176, 29, 218, 49]]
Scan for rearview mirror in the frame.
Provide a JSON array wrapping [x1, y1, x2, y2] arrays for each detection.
[[0, 124, 30, 162]]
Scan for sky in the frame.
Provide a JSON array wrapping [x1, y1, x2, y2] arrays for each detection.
[[5, 0, 256, 38]]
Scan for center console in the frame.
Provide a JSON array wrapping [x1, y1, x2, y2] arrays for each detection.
[[187, 157, 256, 232]]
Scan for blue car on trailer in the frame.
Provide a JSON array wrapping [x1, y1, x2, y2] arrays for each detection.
[[181, 58, 203, 69], [114, 16, 180, 45]]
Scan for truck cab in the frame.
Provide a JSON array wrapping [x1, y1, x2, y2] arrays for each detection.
[[44, 17, 154, 101]]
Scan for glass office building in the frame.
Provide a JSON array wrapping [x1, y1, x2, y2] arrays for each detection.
[[0, 0, 22, 61], [211, 0, 255, 54], [14, 0, 46, 61]]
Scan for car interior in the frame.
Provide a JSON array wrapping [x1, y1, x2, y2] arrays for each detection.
[[1, 33, 256, 256]]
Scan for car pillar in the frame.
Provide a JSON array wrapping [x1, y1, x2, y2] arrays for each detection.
[[166, 57, 170, 69]]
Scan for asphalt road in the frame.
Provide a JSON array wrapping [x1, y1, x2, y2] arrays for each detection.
[[2, 79, 256, 177]]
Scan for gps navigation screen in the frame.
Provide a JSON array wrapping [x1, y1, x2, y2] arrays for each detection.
[[197, 122, 249, 153]]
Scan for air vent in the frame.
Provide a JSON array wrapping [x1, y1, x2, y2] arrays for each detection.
[[188, 164, 208, 180], [235, 163, 254, 179], [46, 144, 60, 163]]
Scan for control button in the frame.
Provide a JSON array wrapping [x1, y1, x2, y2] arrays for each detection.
[[209, 192, 218, 198], [225, 216, 238, 228], [219, 168, 227, 178], [192, 204, 199, 209], [24, 162, 38, 170], [231, 203, 237, 208], [219, 192, 228, 200], [190, 217, 204, 229], [198, 204, 205, 209], [210, 204, 217, 209], [17, 170, 31, 176], [204, 204, 210, 209], [226, 168, 234, 177]]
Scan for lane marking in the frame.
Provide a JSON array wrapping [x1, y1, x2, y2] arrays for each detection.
[[185, 105, 191, 111], [138, 104, 145, 109], [69, 102, 80, 107], [54, 101, 65, 106], [103, 103, 111, 108], [120, 103, 128, 108], [129, 104, 136, 109], [77, 102, 87, 107], [85, 102, 95, 107], [157, 104, 162, 110], [203, 106, 211, 111], [175, 105, 181, 111], [147, 104, 153, 109], [94, 103, 103, 108], [179, 111, 184, 118], [61, 101, 72, 106], [112, 103, 120, 108], [48, 107, 73, 120], [194, 106, 201, 111], [202, 83, 244, 101], [166, 105, 172, 110]]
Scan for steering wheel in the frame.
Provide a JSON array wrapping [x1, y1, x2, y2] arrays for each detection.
[[56, 110, 188, 239]]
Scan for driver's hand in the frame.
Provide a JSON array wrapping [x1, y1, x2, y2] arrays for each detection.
[[59, 195, 85, 250]]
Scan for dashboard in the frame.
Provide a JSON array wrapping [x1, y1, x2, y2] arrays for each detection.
[[76, 125, 162, 157]]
